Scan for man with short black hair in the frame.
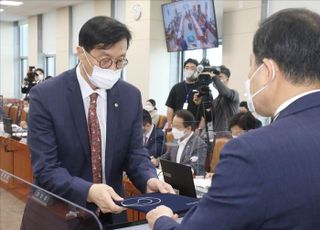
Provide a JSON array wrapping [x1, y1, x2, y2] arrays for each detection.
[[26, 16, 173, 227], [166, 58, 201, 128], [147, 8, 320, 229], [142, 109, 164, 158], [195, 64, 239, 133], [153, 110, 207, 176]]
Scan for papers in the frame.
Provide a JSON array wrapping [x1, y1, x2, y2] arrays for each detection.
[[194, 178, 211, 189]]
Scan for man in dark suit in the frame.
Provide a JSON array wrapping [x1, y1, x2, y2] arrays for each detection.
[[153, 110, 207, 176], [143, 109, 164, 158], [147, 8, 320, 229], [26, 16, 173, 226]]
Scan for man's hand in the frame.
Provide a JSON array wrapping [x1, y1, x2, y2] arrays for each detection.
[[87, 184, 126, 214], [146, 178, 175, 194], [150, 156, 159, 167], [193, 92, 202, 105], [146, 205, 178, 229]]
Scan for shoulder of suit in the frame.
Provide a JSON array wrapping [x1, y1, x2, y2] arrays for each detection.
[[113, 79, 141, 95]]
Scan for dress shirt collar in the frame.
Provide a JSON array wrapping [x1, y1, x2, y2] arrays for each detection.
[[76, 64, 106, 100], [145, 124, 154, 139], [273, 89, 320, 120]]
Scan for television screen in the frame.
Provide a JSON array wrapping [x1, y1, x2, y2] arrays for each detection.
[[162, 0, 218, 52]]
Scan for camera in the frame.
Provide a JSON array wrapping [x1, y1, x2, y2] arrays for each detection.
[[21, 66, 37, 94], [194, 59, 221, 108]]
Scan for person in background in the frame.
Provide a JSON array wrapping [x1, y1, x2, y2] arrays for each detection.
[[147, 8, 320, 229], [239, 101, 262, 128], [143, 109, 164, 158], [24, 16, 173, 227], [229, 112, 257, 138], [20, 97, 29, 129], [152, 110, 207, 176], [144, 99, 159, 125], [21, 66, 37, 97], [166, 58, 201, 130], [194, 65, 239, 133], [35, 68, 45, 83]]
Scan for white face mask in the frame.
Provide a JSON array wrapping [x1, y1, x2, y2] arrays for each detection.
[[245, 61, 275, 113], [24, 107, 29, 113], [184, 69, 196, 81], [82, 48, 121, 90], [172, 128, 186, 140], [144, 104, 154, 112]]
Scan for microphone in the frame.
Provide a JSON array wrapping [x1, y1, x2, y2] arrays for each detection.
[[196, 65, 204, 73]]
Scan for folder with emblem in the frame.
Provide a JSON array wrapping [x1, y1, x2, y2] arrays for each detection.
[[116, 192, 199, 214]]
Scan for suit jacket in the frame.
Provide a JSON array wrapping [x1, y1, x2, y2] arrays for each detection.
[[27, 67, 157, 210], [161, 134, 207, 176], [145, 125, 164, 158], [155, 92, 320, 229]]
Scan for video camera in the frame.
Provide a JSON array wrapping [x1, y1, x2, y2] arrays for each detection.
[[194, 59, 221, 108]]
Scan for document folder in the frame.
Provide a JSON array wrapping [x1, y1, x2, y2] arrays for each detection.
[[117, 192, 199, 214]]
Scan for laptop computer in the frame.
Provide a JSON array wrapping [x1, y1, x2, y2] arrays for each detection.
[[3, 117, 28, 138], [160, 159, 197, 198]]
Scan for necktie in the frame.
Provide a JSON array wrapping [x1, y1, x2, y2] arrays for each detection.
[[88, 93, 102, 183]]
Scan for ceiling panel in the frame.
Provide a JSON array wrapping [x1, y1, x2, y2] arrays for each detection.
[[0, 0, 87, 22]]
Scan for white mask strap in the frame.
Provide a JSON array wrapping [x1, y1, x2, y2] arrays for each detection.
[[81, 47, 94, 68]]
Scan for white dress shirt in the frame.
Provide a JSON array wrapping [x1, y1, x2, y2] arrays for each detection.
[[76, 64, 107, 183], [176, 131, 194, 163], [273, 89, 320, 121]]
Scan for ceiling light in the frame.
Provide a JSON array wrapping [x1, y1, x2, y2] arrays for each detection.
[[0, 8, 4, 12], [0, 1, 23, 6]]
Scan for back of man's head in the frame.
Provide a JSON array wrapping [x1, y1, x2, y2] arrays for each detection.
[[183, 58, 199, 68], [220, 65, 231, 78], [253, 8, 320, 84], [79, 16, 132, 52]]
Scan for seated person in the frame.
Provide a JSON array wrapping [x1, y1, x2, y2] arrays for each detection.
[[144, 99, 159, 125], [239, 101, 262, 128], [20, 97, 29, 129], [229, 111, 257, 138], [143, 109, 165, 158], [152, 110, 207, 176]]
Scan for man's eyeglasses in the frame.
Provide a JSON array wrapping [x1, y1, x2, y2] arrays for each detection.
[[88, 52, 128, 69]]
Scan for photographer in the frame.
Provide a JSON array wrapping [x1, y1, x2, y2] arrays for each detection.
[[21, 66, 38, 96], [194, 65, 239, 133]]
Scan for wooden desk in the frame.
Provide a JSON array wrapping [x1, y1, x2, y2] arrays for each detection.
[[0, 136, 32, 183]]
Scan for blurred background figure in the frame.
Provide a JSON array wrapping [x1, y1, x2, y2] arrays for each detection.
[[229, 112, 257, 138], [166, 58, 201, 130], [144, 99, 159, 125], [21, 66, 38, 97], [155, 110, 207, 176], [142, 109, 164, 159], [20, 97, 29, 129], [35, 68, 45, 83], [239, 101, 262, 128]]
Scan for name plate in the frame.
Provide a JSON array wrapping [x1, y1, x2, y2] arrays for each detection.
[[0, 170, 12, 183], [32, 189, 54, 206]]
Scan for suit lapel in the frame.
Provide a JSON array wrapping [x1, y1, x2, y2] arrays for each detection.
[[180, 134, 195, 163], [105, 83, 121, 179], [170, 143, 179, 162], [66, 68, 90, 158], [147, 126, 156, 146]]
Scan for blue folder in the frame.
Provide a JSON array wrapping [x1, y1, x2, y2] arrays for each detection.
[[117, 192, 199, 214]]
